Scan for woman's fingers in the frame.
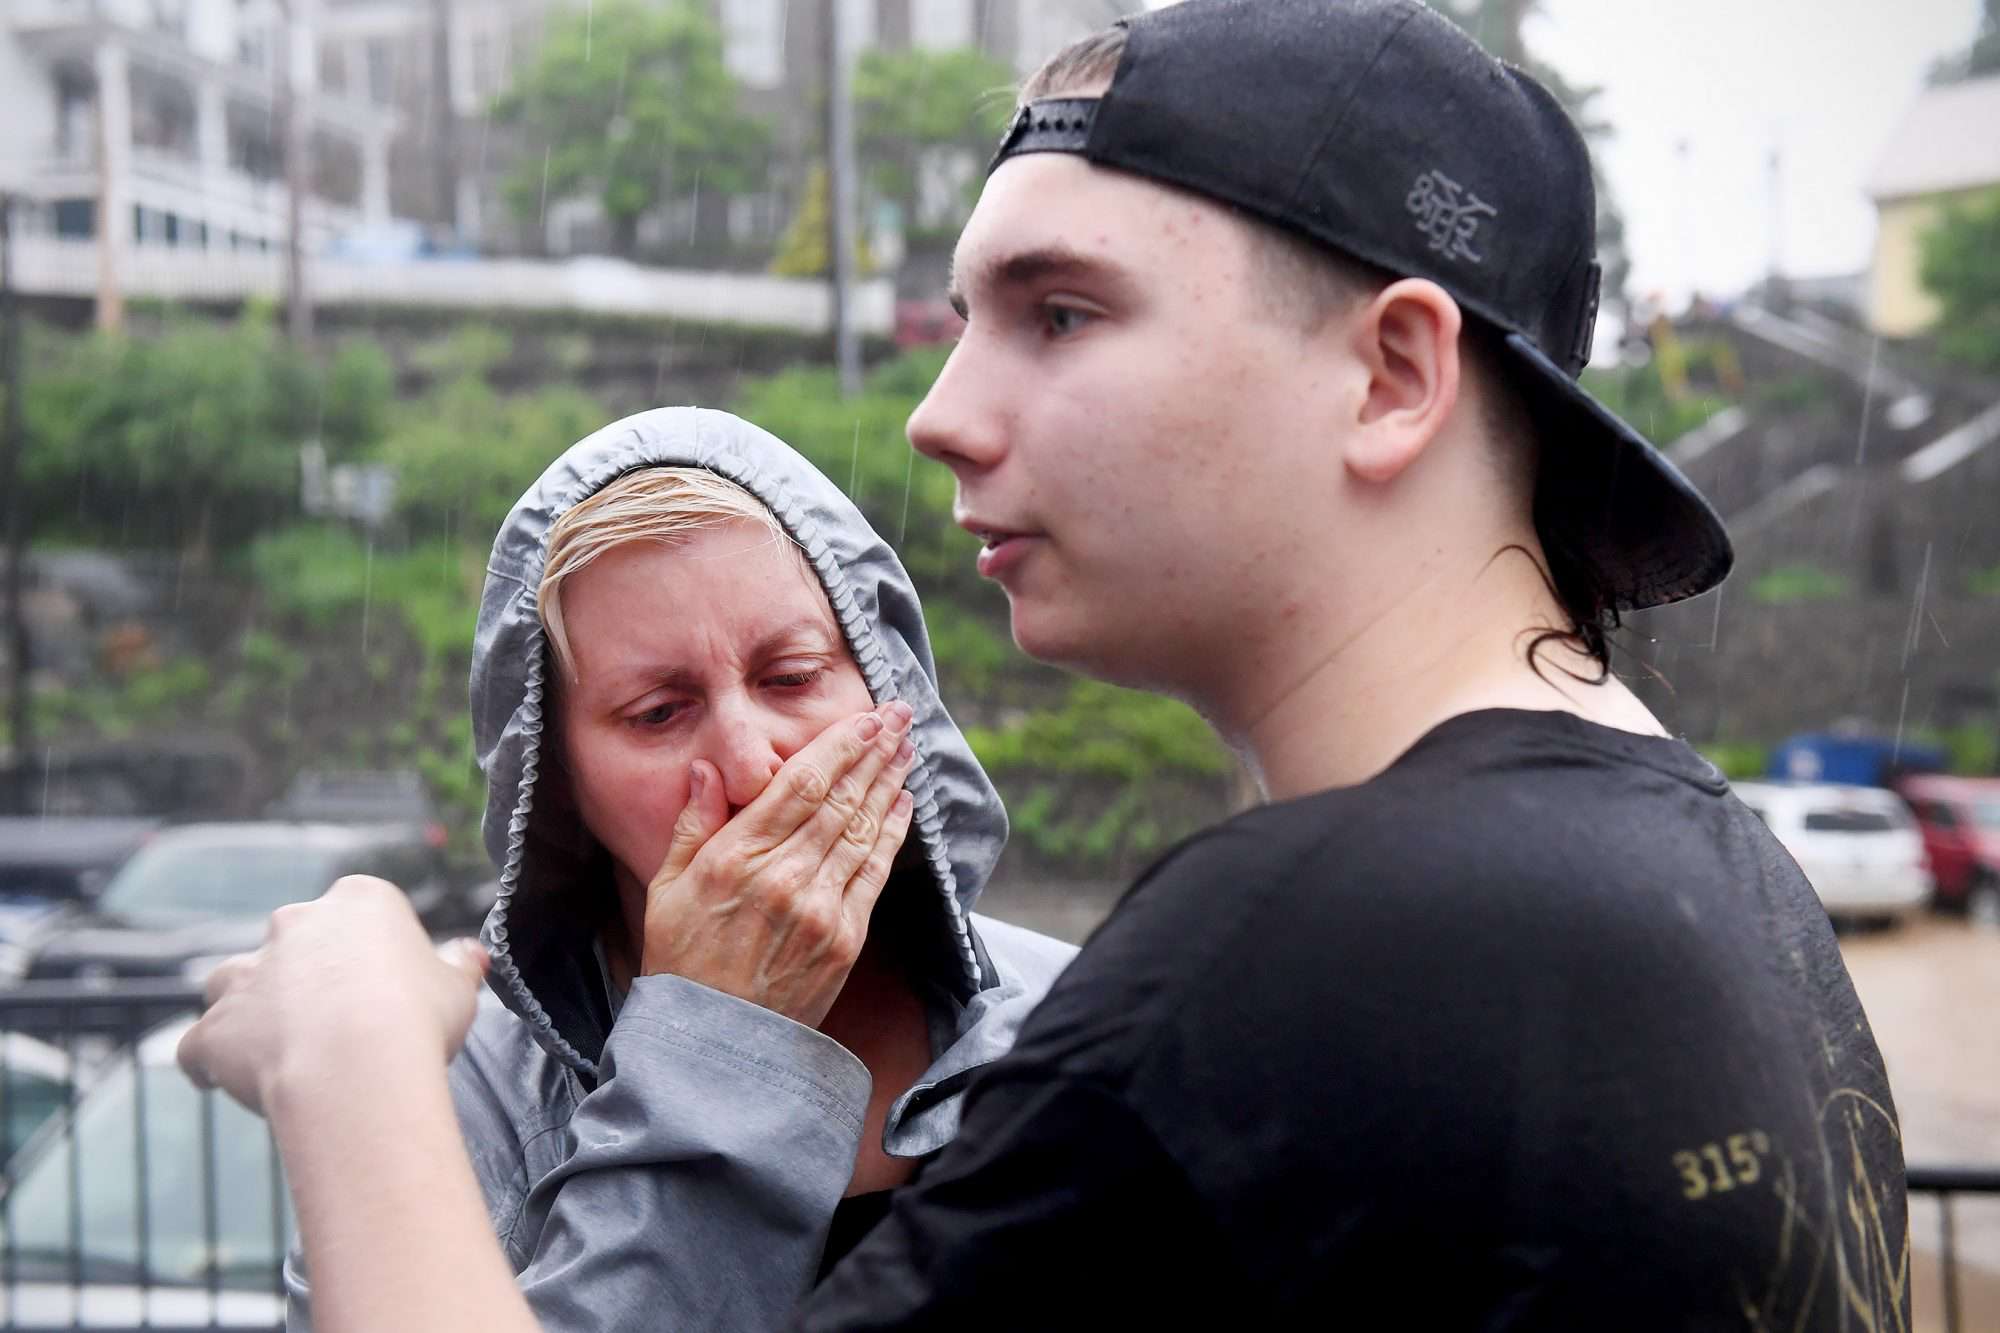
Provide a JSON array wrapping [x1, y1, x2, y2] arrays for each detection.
[[816, 731, 917, 891], [840, 790, 915, 942], [729, 705, 904, 850], [786, 703, 912, 868], [650, 759, 730, 885]]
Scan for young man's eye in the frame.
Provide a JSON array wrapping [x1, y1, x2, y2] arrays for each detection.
[[1042, 304, 1095, 337]]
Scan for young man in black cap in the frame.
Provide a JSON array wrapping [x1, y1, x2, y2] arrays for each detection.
[[180, 2, 1905, 1328]]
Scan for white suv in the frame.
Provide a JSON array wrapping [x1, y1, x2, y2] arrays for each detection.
[[1732, 781, 1932, 926]]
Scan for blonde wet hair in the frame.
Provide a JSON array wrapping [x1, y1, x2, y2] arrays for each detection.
[[537, 467, 798, 682]]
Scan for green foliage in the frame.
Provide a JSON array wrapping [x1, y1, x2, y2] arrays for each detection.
[[410, 325, 513, 381], [1581, 360, 1730, 447], [1748, 565, 1852, 605], [494, 0, 769, 254], [922, 601, 1012, 696], [244, 527, 483, 666], [854, 46, 1015, 227], [967, 680, 1231, 783], [1909, 724, 2000, 777], [731, 348, 972, 589], [1919, 188, 2000, 370], [376, 375, 606, 542], [239, 629, 309, 688], [20, 314, 393, 552], [1699, 741, 1770, 781]]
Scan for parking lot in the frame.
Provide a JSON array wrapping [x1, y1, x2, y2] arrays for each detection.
[[1841, 915, 2000, 1331]]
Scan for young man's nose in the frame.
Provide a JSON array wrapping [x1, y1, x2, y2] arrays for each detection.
[[907, 343, 1007, 471]]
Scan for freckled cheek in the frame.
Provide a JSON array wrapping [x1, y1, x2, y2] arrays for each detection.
[[573, 744, 694, 848]]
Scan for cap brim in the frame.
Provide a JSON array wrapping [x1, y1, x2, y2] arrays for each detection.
[[1502, 333, 1734, 612]]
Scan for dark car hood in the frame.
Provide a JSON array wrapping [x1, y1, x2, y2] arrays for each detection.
[[32, 914, 268, 966]]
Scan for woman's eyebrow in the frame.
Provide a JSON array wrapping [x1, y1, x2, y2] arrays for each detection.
[[607, 621, 841, 695]]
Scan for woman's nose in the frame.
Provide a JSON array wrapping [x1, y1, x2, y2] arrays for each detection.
[[705, 705, 789, 811]]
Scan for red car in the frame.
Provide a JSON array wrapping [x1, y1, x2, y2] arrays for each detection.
[[1895, 775, 2000, 926]]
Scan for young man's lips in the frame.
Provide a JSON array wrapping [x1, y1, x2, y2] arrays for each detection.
[[973, 532, 1039, 580]]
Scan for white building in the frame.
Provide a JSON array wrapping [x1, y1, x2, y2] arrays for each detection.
[[0, 0, 403, 261]]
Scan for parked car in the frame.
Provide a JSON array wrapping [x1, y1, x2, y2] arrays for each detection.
[[1732, 781, 1932, 926], [263, 768, 448, 849], [0, 816, 160, 950], [1894, 774, 2000, 927], [0, 1032, 80, 1165], [0, 1019, 289, 1327], [19, 822, 454, 984]]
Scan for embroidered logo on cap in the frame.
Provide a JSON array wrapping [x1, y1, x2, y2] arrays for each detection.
[[1406, 171, 1498, 263]]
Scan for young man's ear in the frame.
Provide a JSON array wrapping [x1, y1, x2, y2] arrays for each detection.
[[1341, 278, 1463, 484]]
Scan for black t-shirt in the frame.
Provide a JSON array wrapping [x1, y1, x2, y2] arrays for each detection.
[[802, 709, 1907, 1330]]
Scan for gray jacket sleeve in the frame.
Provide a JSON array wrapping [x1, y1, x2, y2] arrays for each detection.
[[286, 974, 870, 1333]]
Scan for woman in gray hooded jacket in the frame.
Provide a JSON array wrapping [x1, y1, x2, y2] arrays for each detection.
[[285, 408, 1075, 1330]]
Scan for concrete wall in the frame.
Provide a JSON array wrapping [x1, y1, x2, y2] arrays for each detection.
[[11, 235, 897, 333]]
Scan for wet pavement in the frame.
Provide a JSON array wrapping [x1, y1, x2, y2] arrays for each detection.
[[987, 883, 2000, 1329], [1840, 915, 2000, 1332]]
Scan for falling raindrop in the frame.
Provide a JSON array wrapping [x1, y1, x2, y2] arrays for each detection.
[[585, 0, 594, 62], [360, 534, 375, 655], [1854, 337, 1879, 466], [1901, 540, 1931, 670], [898, 447, 916, 546], [537, 145, 553, 227], [1891, 679, 1911, 763], [687, 168, 703, 244], [849, 420, 862, 500]]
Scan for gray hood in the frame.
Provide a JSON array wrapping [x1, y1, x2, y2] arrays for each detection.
[[470, 408, 1007, 1081]]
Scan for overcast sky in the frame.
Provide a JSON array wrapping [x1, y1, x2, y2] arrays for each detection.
[[1141, 0, 1984, 314], [1528, 0, 1984, 307]]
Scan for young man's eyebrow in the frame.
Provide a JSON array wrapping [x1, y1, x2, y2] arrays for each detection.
[[946, 245, 1130, 317]]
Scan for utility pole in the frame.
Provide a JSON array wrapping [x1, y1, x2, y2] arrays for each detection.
[[93, 41, 130, 333], [278, 0, 314, 343], [431, 0, 459, 232], [0, 194, 33, 774], [824, 0, 861, 397]]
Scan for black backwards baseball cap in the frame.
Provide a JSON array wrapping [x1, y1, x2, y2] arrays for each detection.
[[988, 0, 1732, 612]]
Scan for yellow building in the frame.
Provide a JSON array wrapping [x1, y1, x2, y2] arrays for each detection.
[[1865, 74, 2000, 337]]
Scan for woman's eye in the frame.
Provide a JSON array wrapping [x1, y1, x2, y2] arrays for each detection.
[[633, 702, 684, 727], [766, 670, 823, 689]]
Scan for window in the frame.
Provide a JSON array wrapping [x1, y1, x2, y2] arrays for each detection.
[[320, 41, 349, 94], [366, 38, 396, 105], [721, 0, 785, 88], [911, 0, 974, 50], [1922, 801, 1959, 830], [53, 198, 95, 239], [1802, 810, 1900, 834]]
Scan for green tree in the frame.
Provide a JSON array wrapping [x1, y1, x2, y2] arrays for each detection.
[[854, 46, 1015, 238], [377, 373, 606, 542], [1919, 188, 2000, 370], [21, 312, 391, 556], [1928, 0, 2000, 84], [494, 0, 770, 256]]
